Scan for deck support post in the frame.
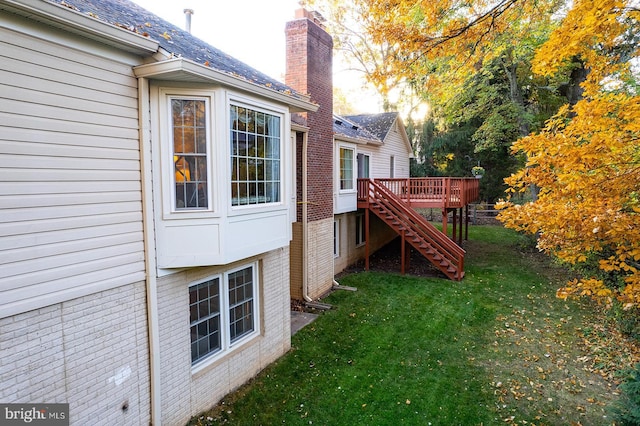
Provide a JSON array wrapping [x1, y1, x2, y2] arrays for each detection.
[[465, 204, 469, 241], [452, 209, 458, 242], [458, 207, 463, 245], [365, 208, 370, 271], [441, 208, 448, 239], [405, 240, 411, 272], [400, 230, 406, 275]]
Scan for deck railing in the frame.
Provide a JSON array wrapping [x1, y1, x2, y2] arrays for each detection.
[[358, 177, 480, 208]]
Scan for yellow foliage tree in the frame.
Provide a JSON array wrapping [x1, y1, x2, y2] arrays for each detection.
[[347, 0, 639, 308], [497, 0, 640, 308], [358, 0, 561, 101]]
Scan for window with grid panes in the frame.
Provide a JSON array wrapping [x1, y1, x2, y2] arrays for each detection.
[[230, 105, 281, 206], [189, 265, 258, 365]]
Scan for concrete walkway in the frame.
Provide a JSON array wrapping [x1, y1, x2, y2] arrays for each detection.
[[290, 311, 318, 335]]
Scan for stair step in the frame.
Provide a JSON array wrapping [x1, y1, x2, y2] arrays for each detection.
[[367, 188, 466, 281]]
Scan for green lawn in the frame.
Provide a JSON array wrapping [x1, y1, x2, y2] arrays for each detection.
[[189, 226, 618, 425]]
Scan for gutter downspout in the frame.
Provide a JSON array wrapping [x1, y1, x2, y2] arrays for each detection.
[[302, 131, 312, 302], [138, 77, 162, 425]]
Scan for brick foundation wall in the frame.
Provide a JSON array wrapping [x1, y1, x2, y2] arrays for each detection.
[[156, 248, 291, 424], [290, 222, 303, 300], [0, 283, 150, 425], [306, 218, 335, 299]]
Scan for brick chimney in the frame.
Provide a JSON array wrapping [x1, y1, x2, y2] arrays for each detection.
[[286, 8, 335, 301], [286, 8, 333, 222]]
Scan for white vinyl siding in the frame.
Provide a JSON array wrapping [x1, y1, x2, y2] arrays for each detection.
[[0, 26, 145, 318], [369, 121, 411, 179]]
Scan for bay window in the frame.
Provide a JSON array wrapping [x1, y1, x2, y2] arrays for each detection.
[[171, 98, 209, 210], [230, 105, 282, 206]]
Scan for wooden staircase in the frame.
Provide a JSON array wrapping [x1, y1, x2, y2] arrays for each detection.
[[363, 179, 466, 281]]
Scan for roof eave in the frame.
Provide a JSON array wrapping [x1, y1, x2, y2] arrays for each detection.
[[134, 58, 318, 113], [1, 0, 159, 55], [333, 134, 383, 146]]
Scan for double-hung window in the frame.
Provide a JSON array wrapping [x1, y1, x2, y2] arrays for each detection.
[[189, 264, 259, 365], [230, 104, 282, 206], [171, 98, 210, 210], [339, 147, 354, 191]]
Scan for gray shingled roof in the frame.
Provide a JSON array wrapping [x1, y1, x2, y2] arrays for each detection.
[[344, 112, 399, 141], [49, 0, 296, 95], [333, 115, 380, 143]]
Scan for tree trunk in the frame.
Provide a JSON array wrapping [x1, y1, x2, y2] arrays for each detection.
[[502, 49, 538, 200], [565, 58, 588, 107], [502, 51, 530, 137]]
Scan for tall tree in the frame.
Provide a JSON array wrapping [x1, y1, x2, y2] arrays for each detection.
[[342, 0, 562, 196], [305, 0, 411, 112], [498, 0, 640, 308]]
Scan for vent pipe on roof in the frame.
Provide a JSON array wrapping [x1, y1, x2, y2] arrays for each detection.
[[184, 9, 194, 33]]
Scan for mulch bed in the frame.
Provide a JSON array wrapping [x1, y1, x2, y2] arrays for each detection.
[[339, 236, 445, 278]]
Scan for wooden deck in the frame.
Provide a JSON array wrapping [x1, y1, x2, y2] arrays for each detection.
[[357, 178, 480, 209], [357, 177, 481, 247]]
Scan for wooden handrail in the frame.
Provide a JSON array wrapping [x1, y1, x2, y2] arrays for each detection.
[[360, 177, 479, 208]]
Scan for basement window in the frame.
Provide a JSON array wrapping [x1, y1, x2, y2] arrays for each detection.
[[190, 264, 259, 366]]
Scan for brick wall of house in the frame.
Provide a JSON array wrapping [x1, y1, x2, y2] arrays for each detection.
[[157, 248, 291, 424], [0, 282, 150, 425], [290, 222, 304, 300], [306, 218, 336, 299], [286, 10, 336, 300]]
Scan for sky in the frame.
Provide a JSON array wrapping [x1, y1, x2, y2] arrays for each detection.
[[131, 0, 382, 113], [132, 0, 300, 81]]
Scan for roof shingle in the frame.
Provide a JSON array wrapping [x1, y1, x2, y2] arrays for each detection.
[[49, 0, 297, 95]]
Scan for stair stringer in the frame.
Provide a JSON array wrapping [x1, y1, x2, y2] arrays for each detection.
[[366, 180, 465, 280]]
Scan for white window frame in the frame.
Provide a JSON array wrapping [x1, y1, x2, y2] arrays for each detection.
[[390, 155, 395, 178], [190, 263, 260, 370], [355, 213, 366, 247], [339, 145, 356, 192], [160, 89, 215, 219], [229, 100, 284, 209], [334, 219, 340, 258]]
